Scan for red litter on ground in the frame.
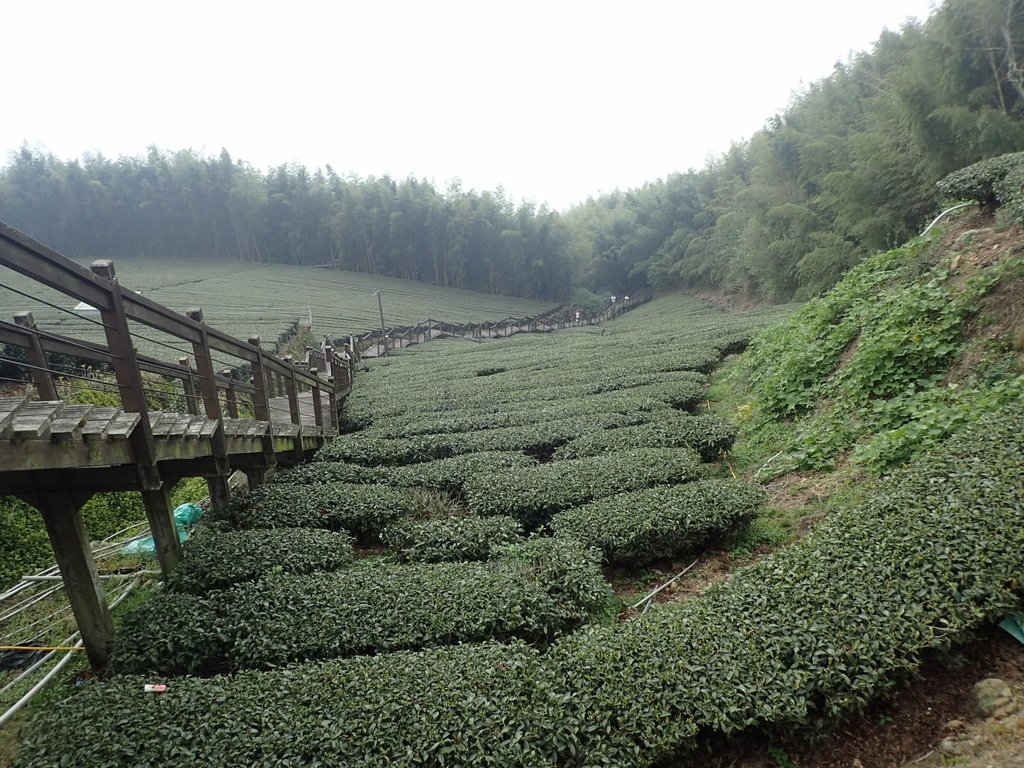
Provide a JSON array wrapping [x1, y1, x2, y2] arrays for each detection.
[[143, 684, 167, 693]]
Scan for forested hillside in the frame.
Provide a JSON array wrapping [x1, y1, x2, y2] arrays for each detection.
[[2, 0, 1023, 305], [566, 0, 1024, 301]]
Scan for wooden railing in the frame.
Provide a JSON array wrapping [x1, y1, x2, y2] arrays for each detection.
[[0, 220, 355, 668], [352, 295, 649, 357]]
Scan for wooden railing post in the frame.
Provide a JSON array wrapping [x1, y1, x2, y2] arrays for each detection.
[[13, 312, 58, 401], [247, 336, 271, 421], [283, 355, 301, 426], [90, 260, 181, 578], [245, 336, 276, 485], [310, 368, 324, 428], [220, 370, 239, 419], [178, 357, 199, 415], [185, 307, 231, 510], [327, 378, 339, 434]]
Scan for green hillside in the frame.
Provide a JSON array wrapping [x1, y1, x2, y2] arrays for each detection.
[[719, 207, 1023, 480], [7, 152, 1024, 766], [9, 213, 1023, 764], [0, 255, 556, 360]]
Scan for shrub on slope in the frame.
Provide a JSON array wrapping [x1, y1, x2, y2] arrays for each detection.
[[167, 527, 356, 594], [464, 447, 704, 528], [29, 404, 1024, 767], [553, 413, 737, 462], [110, 538, 609, 676], [551, 479, 765, 566], [224, 482, 416, 541], [383, 515, 523, 563]]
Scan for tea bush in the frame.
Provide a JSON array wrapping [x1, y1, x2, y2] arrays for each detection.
[[316, 414, 656, 467], [544, 400, 1024, 761], [551, 479, 766, 566], [270, 460, 376, 486], [30, 404, 1022, 765], [111, 538, 610, 675], [937, 151, 1024, 214], [167, 527, 356, 594], [18, 644, 556, 767], [554, 413, 737, 462], [375, 451, 538, 493], [383, 515, 522, 562], [225, 482, 416, 541], [465, 447, 703, 527]]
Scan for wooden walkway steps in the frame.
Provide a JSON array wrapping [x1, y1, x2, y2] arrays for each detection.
[[0, 396, 332, 492]]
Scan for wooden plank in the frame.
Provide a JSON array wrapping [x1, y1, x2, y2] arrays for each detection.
[[246, 420, 268, 438], [49, 404, 96, 442], [274, 422, 301, 438], [80, 407, 120, 441], [184, 416, 207, 439], [199, 419, 219, 438], [148, 412, 171, 438], [0, 396, 29, 437], [168, 413, 194, 437], [12, 401, 63, 439], [106, 412, 140, 439]]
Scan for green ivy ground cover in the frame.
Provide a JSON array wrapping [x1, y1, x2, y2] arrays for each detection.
[[166, 527, 356, 594], [23, 401, 1022, 767], [551, 479, 766, 566], [110, 538, 610, 676], [734, 229, 1023, 475]]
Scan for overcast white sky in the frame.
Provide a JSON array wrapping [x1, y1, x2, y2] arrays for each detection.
[[3, 0, 936, 211]]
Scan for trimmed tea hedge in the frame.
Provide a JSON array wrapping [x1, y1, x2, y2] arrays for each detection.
[[110, 538, 610, 675], [225, 482, 416, 541], [937, 151, 1024, 213], [22, 311, 1020, 768], [270, 460, 376, 486], [316, 414, 653, 467], [18, 644, 555, 767], [357, 376, 709, 439], [376, 451, 538, 493], [551, 479, 765, 566], [465, 448, 703, 527], [167, 527, 356, 594], [383, 515, 523, 562], [542, 401, 1024, 762], [34, 399, 1024, 767], [554, 413, 737, 462]]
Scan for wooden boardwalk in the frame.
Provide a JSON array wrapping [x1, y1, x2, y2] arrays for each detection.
[[0, 219, 355, 668]]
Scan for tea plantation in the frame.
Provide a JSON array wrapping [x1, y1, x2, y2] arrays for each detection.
[[12, 291, 1024, 767], [0, 255, 555, 361]]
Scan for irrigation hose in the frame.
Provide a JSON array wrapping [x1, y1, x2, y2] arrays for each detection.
[[0, 649, 78, 729], [0, 576, 142, 728]]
